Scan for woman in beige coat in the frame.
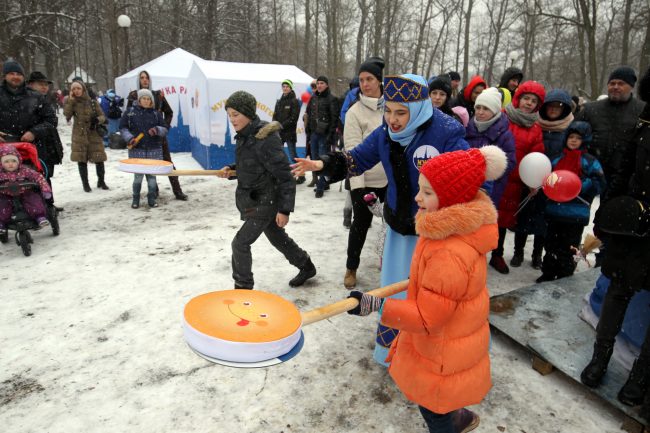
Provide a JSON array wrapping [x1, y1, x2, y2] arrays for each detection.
[[342, 57, 388, 289], [64, 81, 108, 192]]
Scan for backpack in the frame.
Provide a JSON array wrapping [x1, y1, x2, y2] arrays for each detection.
[[108, 98, 123, 119]]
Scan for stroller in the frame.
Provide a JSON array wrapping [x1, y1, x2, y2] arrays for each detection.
[[0, 142, 60, 256]]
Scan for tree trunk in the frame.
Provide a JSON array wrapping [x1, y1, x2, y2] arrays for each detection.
[[355, 0, 368, 72], [621, 0, 633, 64], [462, 0, 473, 83]]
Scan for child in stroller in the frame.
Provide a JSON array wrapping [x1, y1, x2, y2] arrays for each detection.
[[0, 143, 56, 247]]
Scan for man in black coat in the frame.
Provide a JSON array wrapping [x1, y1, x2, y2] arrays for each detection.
[[272, 79, 304, 184], [580, 67, 650, 410], [305, 75, 339, 198], [219, 91, 316, 290], [27, 71, 64, 188]]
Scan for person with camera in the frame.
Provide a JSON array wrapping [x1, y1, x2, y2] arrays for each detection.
[[64, 80, 109, 192]]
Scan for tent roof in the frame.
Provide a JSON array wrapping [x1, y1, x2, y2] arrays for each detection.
[[193, 60, 313, 84], [117, 48, 204, 80], [66, 67, 95, 84]]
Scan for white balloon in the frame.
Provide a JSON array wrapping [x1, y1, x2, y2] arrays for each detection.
[[117, 15, 131, 28], [519, 152, 552, 188]]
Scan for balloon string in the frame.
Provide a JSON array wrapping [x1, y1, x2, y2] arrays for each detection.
[[514, 189, 538, 216]]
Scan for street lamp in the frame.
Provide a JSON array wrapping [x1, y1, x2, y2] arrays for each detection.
[[117, 14, 131, 73]]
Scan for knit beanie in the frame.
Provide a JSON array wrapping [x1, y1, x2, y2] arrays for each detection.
[[419, 146, 507, 208], [638, 67, 650, 102], [474, 87, 502, 114], [137, 89, 154, 102], [282, 79, 294, 90], [447, 71, 461, 82], [225, 90, 257, 120], [428, 75, 452, 100], [358, 56, 385, 82], [608, 66, 637, 87], [2, 59, 24, 76], [316, 75, 329, 85]]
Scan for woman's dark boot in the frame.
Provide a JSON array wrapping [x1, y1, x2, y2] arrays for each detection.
[[78, 163, 91, 192], [96, 163, 109, 190], [618, 328, 650, 406], [581, 341, 614, 387]]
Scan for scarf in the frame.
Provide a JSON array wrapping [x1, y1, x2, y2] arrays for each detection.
[[554, 148, 584, 177], [474, 111, 502, 133], [388, 74, 433, 147], [505, 103, 538, 128], [537, 113, 574, 132]]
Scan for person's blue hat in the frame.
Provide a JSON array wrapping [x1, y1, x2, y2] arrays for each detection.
[[383, 75, 429, 103]]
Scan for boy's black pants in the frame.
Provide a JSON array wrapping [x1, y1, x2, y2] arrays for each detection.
[[541, 220, 584, 278]]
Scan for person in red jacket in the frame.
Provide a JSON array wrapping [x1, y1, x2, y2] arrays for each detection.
[[490, 81, 546, 274], [347, 145, 507, 433]]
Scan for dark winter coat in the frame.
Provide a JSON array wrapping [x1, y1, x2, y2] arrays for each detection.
[[120, 105, 168, 160], [100, 94, 124, 120], [539, 89, 574, 162], [450, 76, 487, 119], [596, 105, 650, 289], [321, 110, 469, 235], [272, 91, 300, 143], [127, 73, 173, 127], [498, 67, 524, 90], [305, 87, 339, 142], [575, 94, 645, 186], [0, 81, 57, 151], [229, 118, 296, 220], [63, 83, 107, 163], [465, 114, 516, 206]]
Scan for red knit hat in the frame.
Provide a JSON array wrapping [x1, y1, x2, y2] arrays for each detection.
[[419, 146, 507, 208]]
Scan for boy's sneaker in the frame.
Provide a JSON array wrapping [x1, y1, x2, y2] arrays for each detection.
[[452, 408, 480, 433], [36, 218, 49, 229], [531, 253, 543, 269], [489, 256, 509, 274], [510, 252, 524, 267]]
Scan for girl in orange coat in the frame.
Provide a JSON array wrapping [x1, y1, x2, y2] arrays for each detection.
[[348, 145, 507, 433]]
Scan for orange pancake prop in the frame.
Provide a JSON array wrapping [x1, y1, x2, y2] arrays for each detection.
[[183, 280, 408, 366], [118, 159, 235, 177]]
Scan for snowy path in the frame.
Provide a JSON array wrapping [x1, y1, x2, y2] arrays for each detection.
[[0, 118, 626, 432]]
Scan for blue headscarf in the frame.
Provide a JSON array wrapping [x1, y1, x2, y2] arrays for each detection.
[[385, 74, 433, 146]]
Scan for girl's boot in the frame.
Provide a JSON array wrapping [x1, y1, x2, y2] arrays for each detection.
[[132, 183, 141, 209], [618, 327, 650, 405], [96, 162, 109, 190]]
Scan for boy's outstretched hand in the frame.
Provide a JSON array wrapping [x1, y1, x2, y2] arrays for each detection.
[[348, 291, 384, 316], [217, 166, 232, 178], [291, 157, 323, 177]]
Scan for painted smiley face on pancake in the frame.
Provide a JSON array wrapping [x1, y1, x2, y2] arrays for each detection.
[[184, 290, 303, 343], [223, 299, 269, 327]]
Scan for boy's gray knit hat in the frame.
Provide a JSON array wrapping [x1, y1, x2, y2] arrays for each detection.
[[226, 91, 257, 120]]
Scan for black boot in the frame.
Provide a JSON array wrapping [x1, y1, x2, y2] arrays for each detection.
[[510, 251, 524, 267], [619, 328, 650, 406], [618, 359, 649, 406], [147, 191, 158, 208], [132, 183, 141, 209], [641, 391, 650, 422], [96, 163, 109, 190], [170, 176, 188, 200], [289, 258, 316, 287], [307, 174, 317, 187], [581, 341, 614, 387], [78, 163, 91, 192]]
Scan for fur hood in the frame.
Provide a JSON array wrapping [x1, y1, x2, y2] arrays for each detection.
[[415, 190, 497, 247], [255, 121, 282, 140]]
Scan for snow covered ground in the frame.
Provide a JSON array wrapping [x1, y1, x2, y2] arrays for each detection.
[[0, 117, 628, 432]]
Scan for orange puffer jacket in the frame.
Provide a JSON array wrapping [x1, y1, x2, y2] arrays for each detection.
[[381, 191, 498, 414]]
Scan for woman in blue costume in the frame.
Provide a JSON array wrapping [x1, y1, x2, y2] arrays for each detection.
[[292, 74, 469, 365]]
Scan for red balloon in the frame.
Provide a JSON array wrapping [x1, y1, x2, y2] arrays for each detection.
[[301, 91, 311, 105], [542, 170, 582, 202]]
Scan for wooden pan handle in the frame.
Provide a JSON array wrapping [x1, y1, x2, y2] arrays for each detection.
[[159, 169, 237, 177], [300, 280, 408, 326]]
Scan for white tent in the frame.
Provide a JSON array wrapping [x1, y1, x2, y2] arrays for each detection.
[[185, 60, 314, 169], [114, 48, 204, 152]]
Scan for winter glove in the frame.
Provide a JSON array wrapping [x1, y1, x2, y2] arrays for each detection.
[[347, 291, 384, 316]]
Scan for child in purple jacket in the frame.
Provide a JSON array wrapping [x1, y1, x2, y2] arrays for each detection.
[[465, 87, 516, 206]]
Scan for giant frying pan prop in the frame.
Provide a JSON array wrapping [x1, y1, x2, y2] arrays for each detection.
[[183, 280, 408, 368], [118, 159, 235, 177]]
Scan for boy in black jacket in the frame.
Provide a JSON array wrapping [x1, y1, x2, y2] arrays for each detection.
[[219, 91, 316, 290]]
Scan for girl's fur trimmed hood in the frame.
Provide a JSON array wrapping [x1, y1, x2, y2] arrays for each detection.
[[415, 191, 497, 241]]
